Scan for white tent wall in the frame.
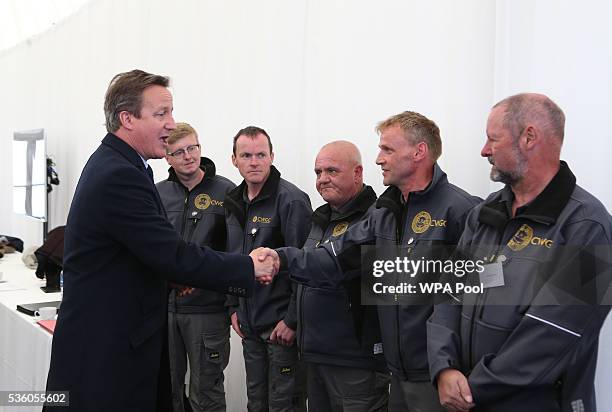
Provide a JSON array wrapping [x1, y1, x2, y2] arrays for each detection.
[[0, 0, 610, 409], [492, 0, 612, 407], [0, 0, 495, 249]]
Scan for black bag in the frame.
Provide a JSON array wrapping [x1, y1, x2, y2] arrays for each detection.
[[0, 234, 24, 253], [35, 226, 65, 291]]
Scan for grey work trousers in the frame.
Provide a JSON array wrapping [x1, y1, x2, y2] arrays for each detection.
[[168, 311, 230, 412], [388, 373, 446, 412], [307, 363, 390, 412], [242, 329, 307, 412]]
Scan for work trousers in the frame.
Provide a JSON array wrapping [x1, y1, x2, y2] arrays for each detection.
[[168, 312, 230, 412], [242, 328, 307, 412], [307, 363, 390, 412]]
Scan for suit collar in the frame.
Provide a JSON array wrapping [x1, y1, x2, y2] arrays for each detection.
[[102, 133, 148, 171]]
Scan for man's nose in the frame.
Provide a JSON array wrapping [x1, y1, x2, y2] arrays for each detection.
[[480, 142, 491, 158], [166, 115, 177, 130]]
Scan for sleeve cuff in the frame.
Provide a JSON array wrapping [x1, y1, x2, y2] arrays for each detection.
[[277, 248, 289, 272]]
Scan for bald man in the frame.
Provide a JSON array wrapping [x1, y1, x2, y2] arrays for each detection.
[[298, 141, 389, 411], [428, 93, 612, 412], [261, 112, 480, 411]]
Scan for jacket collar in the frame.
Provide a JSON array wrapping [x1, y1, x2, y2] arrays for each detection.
[[478, 160, 576, 229], [166, 157, 217, 185], [224, 165, 282, 228], [312, 185, 377, 230], [102, 133, 148, 171], [375, 163, 447, 218]]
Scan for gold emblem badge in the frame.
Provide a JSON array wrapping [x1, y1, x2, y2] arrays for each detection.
[[195, 194, 211, 210], [252, 216, 272, 224], [507, 224, 533, 251], [411, 211, 432, 234], [332, 222, 349, 237]]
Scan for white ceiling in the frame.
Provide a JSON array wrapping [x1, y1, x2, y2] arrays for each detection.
[[0, 0, 90, 52]]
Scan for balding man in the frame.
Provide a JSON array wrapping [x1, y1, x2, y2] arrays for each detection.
[[258, 111, 480, 411], [299, 141, 389, 411], [428, 93, 612, 412]]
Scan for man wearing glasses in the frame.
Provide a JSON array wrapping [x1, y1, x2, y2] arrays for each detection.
[[157, 123, 236, 412]]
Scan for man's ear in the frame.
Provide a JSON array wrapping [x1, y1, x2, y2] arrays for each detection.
[[523, 125, 538, 150], [119, 111, 134, 131], [270, 151, 275, 163], [414, 141, 428, 161], [354, 164, 363, 183], [231, 153, 238, 168]]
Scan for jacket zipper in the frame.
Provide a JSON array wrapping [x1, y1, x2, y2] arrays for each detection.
[[298, 285, 307, 357], [173, 189, 192, 310], [243, 202, 253, 328], [179, 189, 189, 238], [299, 227, 328, 356], [396, 224, 410, 378], [186, 216, 198, 243], [467, 220, 512, 368]]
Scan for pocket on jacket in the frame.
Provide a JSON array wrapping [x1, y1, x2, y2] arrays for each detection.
[[471, 317, 514, 362]]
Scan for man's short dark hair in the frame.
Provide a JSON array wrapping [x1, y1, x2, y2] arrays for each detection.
[[104, 69, 170, 133], [232, 126, 273, 155]]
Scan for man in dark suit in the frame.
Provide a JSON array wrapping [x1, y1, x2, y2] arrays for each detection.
[[44, 70, 276, 412]]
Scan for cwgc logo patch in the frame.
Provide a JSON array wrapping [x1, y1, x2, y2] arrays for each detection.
[[252, 216, 272, 224], [279, 366, 293, 375], [195, 194, 211, 210], [332, 221, 349, 237], [208, 351, 220, 360], [411, 211, 432, 234], [508, 224, 533, 251]]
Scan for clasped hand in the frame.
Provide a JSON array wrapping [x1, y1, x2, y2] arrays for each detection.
[[437, 368, 475, 412], [249, 247, 280, 285]]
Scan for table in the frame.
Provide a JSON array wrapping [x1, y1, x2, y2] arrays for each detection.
[[0, 252, 249, 411], [0, 252, 60, 412]]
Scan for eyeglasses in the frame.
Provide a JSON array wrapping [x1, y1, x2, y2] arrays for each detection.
[[166, 144, 200, 158]]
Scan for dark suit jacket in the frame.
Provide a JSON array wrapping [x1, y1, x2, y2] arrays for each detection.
[[45, 134, 254, 411]]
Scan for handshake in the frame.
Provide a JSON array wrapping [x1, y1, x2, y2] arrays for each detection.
[[249, 247, 281, 285]]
